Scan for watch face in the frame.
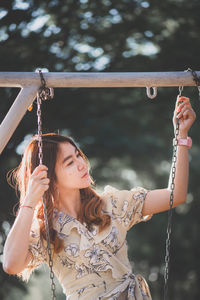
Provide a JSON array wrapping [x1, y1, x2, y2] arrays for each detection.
[[177, 137, 192, 148], [181, 140, 187, 146]]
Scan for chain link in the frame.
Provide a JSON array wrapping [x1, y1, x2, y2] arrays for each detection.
[[37, 72, 56, 300], [163, 109, 180, 300]]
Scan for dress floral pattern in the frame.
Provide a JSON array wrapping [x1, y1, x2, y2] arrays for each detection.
[[22, 185, 153, 300]]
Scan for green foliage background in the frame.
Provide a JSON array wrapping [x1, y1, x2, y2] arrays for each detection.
[[0, 0, 200, 299]]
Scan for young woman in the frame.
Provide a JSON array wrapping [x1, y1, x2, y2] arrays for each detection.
[[3, 96, 196, 300]]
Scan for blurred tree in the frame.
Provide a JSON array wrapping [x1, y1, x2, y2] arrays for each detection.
[[0, 0, 200, 299]]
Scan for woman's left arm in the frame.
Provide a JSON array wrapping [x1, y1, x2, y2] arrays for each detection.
[[142, 96, 196, 216]]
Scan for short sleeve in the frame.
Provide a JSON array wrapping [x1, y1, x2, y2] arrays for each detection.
[[17, 218, 47, 281], [103, 185, 152, 230]]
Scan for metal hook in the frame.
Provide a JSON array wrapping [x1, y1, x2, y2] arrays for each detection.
[[37, 69, 54, 101], [178, 86, 183, 97], [146, 87, 157, 99]]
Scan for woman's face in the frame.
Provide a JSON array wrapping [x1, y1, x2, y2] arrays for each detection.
[[54, 142, 92, 191]]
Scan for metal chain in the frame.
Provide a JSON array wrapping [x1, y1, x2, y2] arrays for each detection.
[[163, 70, 196, 298], [163, 87, 183, 299], [163, 85, 183, 299], [163, 117, 179, 300], [37, 71, 56, 300]]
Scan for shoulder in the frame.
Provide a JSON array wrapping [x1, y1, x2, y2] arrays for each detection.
[[100, 184, 148, 212], [100, 184, 151, 229], [101, 184, 148, 200]]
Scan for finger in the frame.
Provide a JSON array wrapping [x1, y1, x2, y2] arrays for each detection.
[[176, 96, 190, 103], [43, 185, 49, 191], [177, 110, 189, 119], [178, 96, 189, 100], [31, 165, 48, 176], [177, 108, 194, 119], [182, 108, 196, 118], [176, 102, 191, 115], [38, 184, 49, 192], [31, 170, 47, 180], [35, 170, 48, 179], [178, 104, 191, 114], [178, 101, 194, 112], [176, 96, 190, 109], [177, 99, 190, 108], [177, 106, 189, 116], [40, 178, 50, 184], [36, 181, 49, 191]]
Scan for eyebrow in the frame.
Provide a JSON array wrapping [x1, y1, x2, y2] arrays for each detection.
[[62, 148, 79, 164]]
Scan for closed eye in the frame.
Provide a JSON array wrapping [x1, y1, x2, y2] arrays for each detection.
[[67, 152, 81, 166]]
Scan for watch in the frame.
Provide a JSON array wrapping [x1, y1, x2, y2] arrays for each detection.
[[174, 137, 192, 149]]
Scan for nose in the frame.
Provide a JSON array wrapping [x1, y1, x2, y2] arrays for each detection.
[[77, 158, 85, 171]]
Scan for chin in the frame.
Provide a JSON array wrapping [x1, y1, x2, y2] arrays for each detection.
[[80, 181, 92, 189], [79, 175, 93, 188], [84, 182, 92, 188]]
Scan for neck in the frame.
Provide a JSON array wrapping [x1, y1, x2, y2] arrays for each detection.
[[55, 188, 81, 219]]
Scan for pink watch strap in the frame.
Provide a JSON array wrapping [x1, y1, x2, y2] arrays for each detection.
[[177, 137, 192, 149]]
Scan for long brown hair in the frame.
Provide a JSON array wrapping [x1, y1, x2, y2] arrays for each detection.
[[8, 133, 111, 254]]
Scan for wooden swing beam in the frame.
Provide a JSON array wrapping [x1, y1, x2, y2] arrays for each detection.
[[0, 71, 199, 154]]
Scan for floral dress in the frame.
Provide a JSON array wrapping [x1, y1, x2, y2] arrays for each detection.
[[23, 185, 153, 300]]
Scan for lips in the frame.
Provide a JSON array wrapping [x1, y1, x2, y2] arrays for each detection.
[[81, 171, 88, 178]]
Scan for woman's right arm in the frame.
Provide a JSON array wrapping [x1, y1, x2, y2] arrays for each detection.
[[3, 197, 35, 274], [3, 164, 49, 274]]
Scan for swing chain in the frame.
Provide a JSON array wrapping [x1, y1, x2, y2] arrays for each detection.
[[37, 74, 56, 300], [163, 114, 180, 300]]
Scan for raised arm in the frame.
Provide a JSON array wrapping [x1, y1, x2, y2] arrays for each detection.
[[3, 164, 49, 274], [142, 96, 196, 216]]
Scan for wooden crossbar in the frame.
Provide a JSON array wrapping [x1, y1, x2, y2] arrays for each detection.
[[0, 71, 199, 87]]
